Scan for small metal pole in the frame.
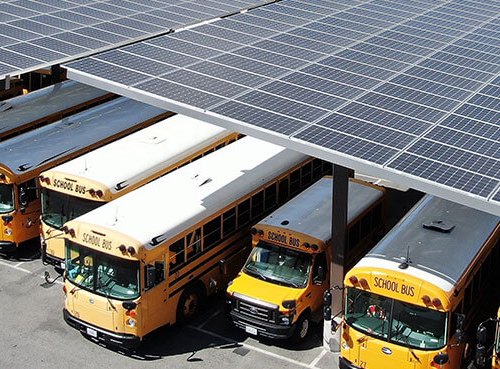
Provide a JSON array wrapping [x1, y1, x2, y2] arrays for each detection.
[[5, 75, 11, 90]]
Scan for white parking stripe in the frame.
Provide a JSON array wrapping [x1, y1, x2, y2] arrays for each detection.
[[0, 259, 64, 285], [198, 308, 223, 329], [188, 324, 321, 369], [309, 348, 327, 367]]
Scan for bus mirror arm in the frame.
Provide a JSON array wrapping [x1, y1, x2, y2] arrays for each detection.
[[454, 313, 466, 343]]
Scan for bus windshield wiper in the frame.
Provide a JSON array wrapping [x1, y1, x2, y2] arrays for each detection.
[[97, 276, 116, 311]]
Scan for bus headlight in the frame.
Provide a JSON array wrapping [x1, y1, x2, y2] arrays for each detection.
[[279, 315, 292, 325], [126, 318, 136, 327]]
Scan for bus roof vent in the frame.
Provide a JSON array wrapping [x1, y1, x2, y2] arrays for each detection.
[[0, 102, 12, 112], [142, 135, 166, 145], [191, 174, 212, 187], [422, 220, 455, 233]]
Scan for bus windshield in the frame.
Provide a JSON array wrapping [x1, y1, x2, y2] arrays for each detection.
[[66, 240, 140, 300], [0, 184, 14, 213], [345, 288, 447, 350], [243, 241, 312, 288], [41, 189, 101, 229]]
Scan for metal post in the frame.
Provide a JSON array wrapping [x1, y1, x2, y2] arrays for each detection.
[[5, 75, 10, 90], [324, 164, 352, 351]]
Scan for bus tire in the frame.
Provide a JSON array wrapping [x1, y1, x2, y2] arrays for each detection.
[[291, 313, 310, 343], [177, 286, 202, 323]]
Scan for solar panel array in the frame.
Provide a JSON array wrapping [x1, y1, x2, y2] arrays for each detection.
[[0, 0, 272, 79], [65, 0, 500, 216]]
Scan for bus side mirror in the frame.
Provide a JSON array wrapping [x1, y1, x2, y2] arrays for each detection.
[[323, 290, 332, 321], [314, 266, 325, 285], [477, 325, 488, 344], [455, 313, 466, 343], [19, 187, 28, 212], [433, 353, 449, 367], [145, 265, 156, 289]]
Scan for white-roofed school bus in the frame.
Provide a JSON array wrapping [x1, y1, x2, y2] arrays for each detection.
[[62, 136, 330, 349], [39, 114, 240, 269], [340, 195, 499, 369], [0, 97, 168, 254]]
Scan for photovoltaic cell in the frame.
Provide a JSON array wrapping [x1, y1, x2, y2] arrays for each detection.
[[64, 0, 500, 216], [213, 100, 307, 136]]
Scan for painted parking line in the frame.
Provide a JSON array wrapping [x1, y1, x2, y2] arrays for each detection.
[[309, 348, 327, 367], [188, 324, 322, 369], [0, 259, 64, 285]]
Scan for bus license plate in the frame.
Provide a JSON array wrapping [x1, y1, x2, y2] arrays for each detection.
[[86, 327, 97, 338], [245, 326, 257, 335]]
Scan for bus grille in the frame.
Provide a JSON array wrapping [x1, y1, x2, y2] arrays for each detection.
[[235, 298, 277, 323]]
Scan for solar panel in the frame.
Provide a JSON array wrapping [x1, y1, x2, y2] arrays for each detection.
[[0, 0, 273, 79], [65, 0, 500, 216]]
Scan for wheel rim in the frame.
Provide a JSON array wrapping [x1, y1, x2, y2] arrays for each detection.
[[299, 318, 309, 339], [183, 292, 199, 318]]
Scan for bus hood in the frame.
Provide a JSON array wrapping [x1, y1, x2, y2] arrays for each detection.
[[228, 272, 304, 309]]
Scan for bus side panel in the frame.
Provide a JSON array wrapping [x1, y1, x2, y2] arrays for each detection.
[[13, 199, 40, 247]]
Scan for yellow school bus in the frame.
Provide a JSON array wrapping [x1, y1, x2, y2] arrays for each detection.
[[0, 97, 168, 253], [226, 177, 386, 342], [62, 136, 330, 349], [340, 195, 500, 369], [40, 114, 240, 269], [0, 80, 113, 141]]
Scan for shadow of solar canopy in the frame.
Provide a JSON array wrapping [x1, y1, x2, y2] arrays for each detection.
[[0, 0, 272, 79], [65, 0, 500, 216]]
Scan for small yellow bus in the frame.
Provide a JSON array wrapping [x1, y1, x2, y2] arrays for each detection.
[[62, 136, 330, 349], [40, 115, 240, 269], [0, 80, 113, 141], [0, 97, 168, 253], [340, 195, 499, 369], [226, 177, 386, 342]]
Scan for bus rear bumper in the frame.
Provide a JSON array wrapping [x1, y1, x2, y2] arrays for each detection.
[[0, 241, 17, 253], [229, 310, 295, 339], [339, 357, 361, 369], [63, 309, 140, 349]]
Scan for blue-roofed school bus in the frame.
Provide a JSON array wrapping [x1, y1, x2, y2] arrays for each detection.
[[340, 195, 499, 369], [226, 177, 386, 342], [0, 97, 168, 254]]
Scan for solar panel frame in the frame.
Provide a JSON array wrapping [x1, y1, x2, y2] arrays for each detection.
[[64, 0, 500, 216]]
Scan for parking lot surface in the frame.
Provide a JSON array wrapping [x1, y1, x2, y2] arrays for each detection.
[[0, 247, 338, 369]]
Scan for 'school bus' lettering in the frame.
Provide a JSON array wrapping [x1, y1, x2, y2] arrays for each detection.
[[62, 136, 331, 349], [0, 94, 166, 254], [341, 195, 499, 369], [373, 277, 415, 297], [40, 115, 239, 268]]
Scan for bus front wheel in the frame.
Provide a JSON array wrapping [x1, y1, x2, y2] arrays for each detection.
[[177, 286, 202, 323], [291, 313, 310, 343]]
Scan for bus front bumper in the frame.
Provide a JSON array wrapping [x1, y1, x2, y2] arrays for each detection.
[[339, 357, 361, 369], [41, 243, 64, 270], [0, 241, 17, 253], [63, 309, 140, 349], [229, 309, 296, 339]]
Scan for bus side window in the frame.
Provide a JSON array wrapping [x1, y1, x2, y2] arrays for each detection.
[[251, 190, 264, 221], [301, 161, 312, 186], [169, 238, 185, 274], [278, 178, 289, 204], [264, 183, 277, 211], [223, 208, 236, 238], [145, 257, 165, 290], [289, 168, 301, 196], [187, 228, 201, 260], [203, 216, 221, 251], [237, 199, 250, 227]]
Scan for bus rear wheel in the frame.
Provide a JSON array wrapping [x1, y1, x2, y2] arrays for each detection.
[[177, 287, 202, 323]]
